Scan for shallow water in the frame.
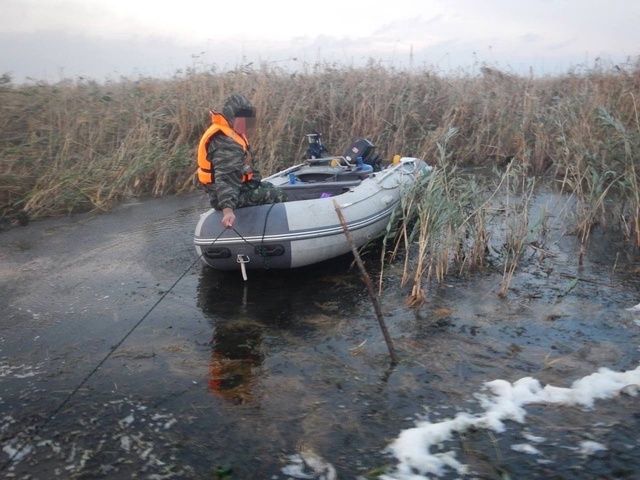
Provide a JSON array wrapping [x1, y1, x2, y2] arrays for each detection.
[[0, 191, 639, 479]]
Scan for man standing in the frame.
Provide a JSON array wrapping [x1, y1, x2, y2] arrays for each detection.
[[196, 94, 286, 228]]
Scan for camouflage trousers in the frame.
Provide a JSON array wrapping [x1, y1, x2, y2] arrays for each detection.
[[208, 181, 287, 210]]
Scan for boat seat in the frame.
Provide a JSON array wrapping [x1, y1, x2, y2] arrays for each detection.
[[295, 171, 370, 182], [280, 180, 361, 201], [293, 164, 372, 183]]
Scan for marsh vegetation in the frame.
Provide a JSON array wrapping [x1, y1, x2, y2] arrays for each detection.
[[1, 64, 640, 479], [1, 63, 638, 298]]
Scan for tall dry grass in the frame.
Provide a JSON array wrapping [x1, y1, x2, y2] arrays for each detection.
[[2, 63, 639, 227]]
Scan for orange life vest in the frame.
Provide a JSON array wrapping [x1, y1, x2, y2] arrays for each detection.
[[196, 111, 253, 185]]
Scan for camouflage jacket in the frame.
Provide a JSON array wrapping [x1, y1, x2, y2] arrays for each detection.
[[206, 134, 260, 210]]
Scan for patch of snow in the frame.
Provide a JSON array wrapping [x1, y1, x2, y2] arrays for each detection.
[[579, 441, 607, 455], [1, 415, 16, 434], [522, 432, 546, 443], [282, 450, 337, 480], [118, 413, 135, 428], [140, 446, 153, 460], [625, 303, 640, 312], [3, 443, 33, 464], [120, 435, 131, 452], [621, 384, 639, 396], [511, 443, 541, 455], [36, 439, 62, 455], [282, 458, 315, 480], [0, 361, 43, 378], [65, 443, 77, 463], [383, 364, 640, 479]]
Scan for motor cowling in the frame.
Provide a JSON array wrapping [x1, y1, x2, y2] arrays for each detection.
[[343, 138, 382, 171]]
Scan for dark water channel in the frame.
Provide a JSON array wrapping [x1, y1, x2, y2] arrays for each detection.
[[1, 192, 639, 479]]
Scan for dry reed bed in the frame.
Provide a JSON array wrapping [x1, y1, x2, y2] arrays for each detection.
[[1, 66, 638, 298], [0, 65, 637, 214]]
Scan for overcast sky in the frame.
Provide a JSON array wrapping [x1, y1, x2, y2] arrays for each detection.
[[1, 0, 639, 81]]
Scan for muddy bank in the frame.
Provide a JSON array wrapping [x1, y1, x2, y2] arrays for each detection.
[[0, 191, 639, 479]]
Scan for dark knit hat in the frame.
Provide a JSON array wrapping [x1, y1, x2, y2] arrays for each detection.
[[222, 94, 255, 122]]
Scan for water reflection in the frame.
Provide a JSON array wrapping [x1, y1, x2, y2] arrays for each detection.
[[196, 261, 362, 403], [197, 271, 280, 403], [208, 315, 264, 403]]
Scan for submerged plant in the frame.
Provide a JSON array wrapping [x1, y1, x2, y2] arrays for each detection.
[[497, 164, 536, 297]]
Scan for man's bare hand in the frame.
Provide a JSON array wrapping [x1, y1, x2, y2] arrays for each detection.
[[221, 208, 236, 228]]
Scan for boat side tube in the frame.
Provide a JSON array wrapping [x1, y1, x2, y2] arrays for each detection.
[[194, 158, 432, 270]]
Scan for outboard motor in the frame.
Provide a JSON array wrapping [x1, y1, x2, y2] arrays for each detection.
[[343, 138, 382, 172], [305, 132, 329, 159]]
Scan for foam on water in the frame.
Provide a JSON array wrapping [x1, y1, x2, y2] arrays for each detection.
[[383, 364, 640, 479]]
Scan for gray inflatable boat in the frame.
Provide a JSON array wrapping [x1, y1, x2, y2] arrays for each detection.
[[194, 156, 431, 271]]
